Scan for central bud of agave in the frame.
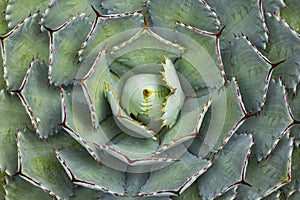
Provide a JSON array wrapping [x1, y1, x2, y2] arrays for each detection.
[[120, 73, 171, 132], [105, 56, 186, 139]]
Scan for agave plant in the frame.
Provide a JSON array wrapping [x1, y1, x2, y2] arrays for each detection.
[[0, 0, 299, 199]]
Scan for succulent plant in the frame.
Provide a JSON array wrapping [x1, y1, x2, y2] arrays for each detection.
[[0, 0, 299, 199]]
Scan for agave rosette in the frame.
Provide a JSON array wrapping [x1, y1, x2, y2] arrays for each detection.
[[0, 0, 299, 200]]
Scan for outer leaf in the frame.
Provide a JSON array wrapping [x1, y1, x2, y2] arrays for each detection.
[[262, 0, 286, 14], [79, 13, 144, 61], [190, 80, 246, 157], [102, 0, 145, 14], [55, 149, 125, 196], [281, 145, 300, 197], [4, 176, 52, 200], [5, 0, 49, 29], [0, 171, 4, 200], [71, 186, 103, 200], [0, 54, 5, 89], [17, 130, 82, 199], [236, 136, 293, 199], [237, 80, 293, 161], [288, 191, 300, 200], [261, 191, 281, 200], [2, 13, 49, 90], [206, 0, 267, 50], [172, 182, 201, 200], [215, 187, 237, 200], [222, 36, 272, 113], [0, 0, 9, 35], [148, 0, 220, 33], [265, 13, 300, 92], [0, 90, 31, 175], [198, 134, 253, 199], [50, 14, 92, 85], [41, 0, 102, 30], [288, 87, 300, 121], [18, 60, 61, 138], [138, 152, 211, 197], [102, 173, 171, 199], [281, 0, 300, 33]]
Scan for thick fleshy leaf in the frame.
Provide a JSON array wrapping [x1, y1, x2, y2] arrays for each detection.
[[17, 130, 82, 199], [0, 90, 31, 175], [149, 0, 220, 33], [2, 13, 49, 90], [155, 95, 211, 154], [261, 191, 281, 200], [55, 149, 125, 196], [4, 176, 52, 200], [79, 13, 144, 61], [109, 28, 186, 68], [77, 50, 112, 128], [190, 80, 246, 157], [50, 14, 92, 85], [236, 136, 293, 199], [265, 13, 300, 92], [71, 186, 103, 200], [215, 187, 237, 200], [41, 0, 102, 30], [222, 36, 272, 113], [174, 58, 207, 90], [288, 191, 300, 200], [18, 60, 61, 138], [5, 0, 49, 29], [206, 0, 267, 50], [101, 173, 171, 199], [281, 0, 300, 33], [138, 152, 211, 197], [198, 134, 253, 199], [281, 146, 300, 197], [262, 0, 286, 14], [102, 0, 145, 14], [237, 80, 293, 161], [160, 56, 185, 128], [0, 171, 5, 200], [0, 55, 5, 89], [0, 0, 9, 35], [288, 87, 300, 121], [106, 134, 159, 160], [173, 182, 201, 200]]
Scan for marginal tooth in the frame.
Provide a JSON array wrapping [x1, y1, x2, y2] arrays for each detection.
[[163, 54, 167, 61]]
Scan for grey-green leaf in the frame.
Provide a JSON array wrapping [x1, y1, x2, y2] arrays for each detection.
[[50, 14, 92, 85], [237, 80, 293, 161], [41, 0, 102, 30], [206, 0, 267, 50], [17, 130, 82, 199], [236, 136, 293, 199], [4, 176, 52, 200], [18, 60, 61, 138], [55, 149, 125, 196], [0, 90, 31, 175], [198, 134, 253, 199], [5, 0, 49, 29], [2, 13, 49, 90], [265, 13, 300, 92], [222, 36, 272, 113], [139, 152, 211, 197], [149, 0, 220, 33]]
